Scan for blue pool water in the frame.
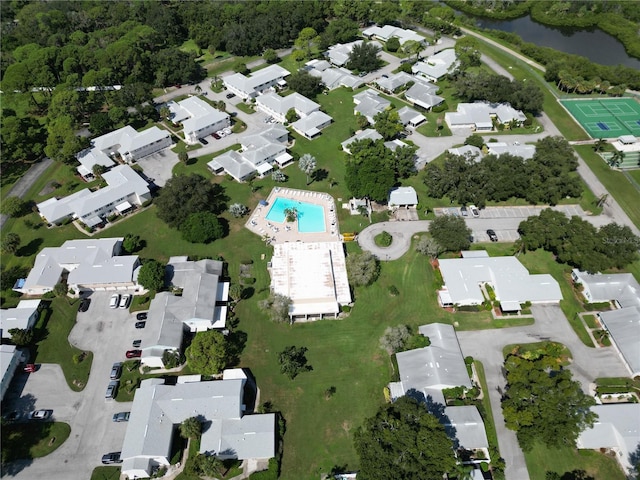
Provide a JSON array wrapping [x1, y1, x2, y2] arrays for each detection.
[[265, 197, 326, 233]]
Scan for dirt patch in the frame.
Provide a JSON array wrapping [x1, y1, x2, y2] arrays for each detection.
[[38, 181, 58, 197], [341, 420, 351, 433]]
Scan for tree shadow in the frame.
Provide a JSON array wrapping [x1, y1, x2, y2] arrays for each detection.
[[16, 238, 43, 257], [560, 470, 594, 480], [186, 157, 198, 166], [227, 330, 247, 367], [241, 287, 255, 300], [312, 168, 328, 182]]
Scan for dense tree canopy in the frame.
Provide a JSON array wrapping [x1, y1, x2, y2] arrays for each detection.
[[347, 41, 382, 73], [501, 352, 597, 452], [180, 212, 225, 244], [354, 396, 457, 480], [137, 260, 166, 292], [429, 215, 472, 252], [518, 209, 639, 272], [278, 345, 313, 380], [346, 251, 380, 286], [155, 174, 227, 229], [423, 136, 581, 206], [373, 110, 403, 140], [287, 70, 323, 99], [186, 329, 230, 375], [454, 70, 544, 114]]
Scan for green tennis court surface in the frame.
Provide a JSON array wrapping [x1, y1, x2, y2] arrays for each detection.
[[560, 98, 640, 139]]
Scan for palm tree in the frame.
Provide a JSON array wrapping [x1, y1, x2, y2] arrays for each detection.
[[194, 84, 202, 94], [298, 153, 317, 185], [159, 106, 171, 121], [283, 207, 298, 222], [607, 150, 625, 168], [593, 138, 606, 152]]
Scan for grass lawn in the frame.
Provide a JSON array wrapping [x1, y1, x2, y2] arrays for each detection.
[[90, 467, 121, 480], [174, 144, 241, 178], [32, 299, 93, 391], [524, 441, 625, 480], [1, 422, 71, 463], [115, 360, 166, 402], [583, 314, 598, 329], [575, 145, 640, 229], [235, 102, 255, 114]]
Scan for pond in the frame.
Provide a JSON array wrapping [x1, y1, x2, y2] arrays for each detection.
[[470, 14, 640, 69]]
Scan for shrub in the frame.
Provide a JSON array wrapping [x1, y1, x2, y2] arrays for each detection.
[[432, 101, 448, 113], [388, 285, 399, 296], [240, 259, 254, 265], [341, 305, 351, 313], [375, 231, 393, 247], [141, 199, 153, 208], [464, 356, 474, 365]]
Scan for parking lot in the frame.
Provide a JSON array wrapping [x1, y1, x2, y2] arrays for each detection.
[[434, 204, 585, 219], [3, 291, 145, 480]]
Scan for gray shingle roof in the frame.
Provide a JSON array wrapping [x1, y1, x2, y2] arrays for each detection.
[[412, 49, 458, 81], [388, 186, 418, 206], [443, 405, 489, 450]]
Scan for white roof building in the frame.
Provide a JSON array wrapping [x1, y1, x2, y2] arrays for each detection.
[[121, 372, 275, 479], [15, 238, 139, 296], [341, 128, 383, 154], [571, 270, 640, 376], [448, 145, 483, 162], [270, 241, 352, 320], [412, 49, 459, 82], [256, 92, 320, 123], [388, 186, 418, 207], [291, 111, 333, 139], [141, 258, 229, 368], [306, 61, 363, 90], [362, 25, 426, 45], [326, 40, 381, 67], [377, 72, 415, 93], [438, 254, 563, 308], [0, 300, 42, 339], [578, 403, 640, 475], [443, 405, 490, 452], [396, 106, 426, 127], [404, 81, 444, 110], [223, 64, 290, 100], [76, 125, 171, 177], [445, 102, 527, 131], [486, 142, 536, 160], [353, 89, 391, 124], [207, 125, 291, 182], [37, 165, 151, 227], [167, 97, 230, 144], [1, 345, 25, 402]]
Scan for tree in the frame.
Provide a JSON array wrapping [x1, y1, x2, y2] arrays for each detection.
[[8, 328, 34, 346], [373, 110, 403, 140], [283, 207, 298, 222], [1, 233, 21, 255], [233, 62, 249, 75], [385, 36, 400, 52], [263, 48, 278, 64], [179, 417, 202, 439], [186, 329, 230, 375], [1, 196, 26, 218], [501, 353, 597, 451], [298, 153, 316, 185], [607, 150, 625, 168], [272, 170, 287, 182], [137, 260, 166, 292], [347, 41, 381, 73], [278, 345, 313, 379], [259, 293, 292, 323], [354, 396, 457, 480], [464, 134, 485, 149], [294, 27, 318, 58], [429, 215, 472, 252], [178, 151, 188, 163], [92, 164, 106, 178], [285, 108, 299, 124], [53, 282, 68, 298], [356, 113, 369, 130], [229, 203, 249, 218], [155, 174, 227, 229], [346, 251, 380, 286], [89, 112, 112, 135], [287, 70, 323, 98], [593, 138, 606, 152], [379, 325, 411, 355], [228, 284, 244, 303], [122, 234, 143, 253], [403, 40, 425, 61], [0, 266, 29, 291], [415, 236, 443, 258], [1, 114, 46, 164], [180, 212, 225, 243], [159, 106, 171, 120]]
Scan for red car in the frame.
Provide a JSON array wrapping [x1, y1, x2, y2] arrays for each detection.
[[24, 364, 36, 373], [125, 350, 142, 359]]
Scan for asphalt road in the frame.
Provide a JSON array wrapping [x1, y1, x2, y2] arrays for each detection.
[[0, 158, 53, 229], [457, 304, 629, 480], [3, 292, 137, 480]]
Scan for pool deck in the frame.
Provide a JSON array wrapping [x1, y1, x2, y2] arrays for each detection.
[[245, 187, 340, 244]]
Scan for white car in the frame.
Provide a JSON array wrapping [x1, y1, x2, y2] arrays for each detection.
[[469, 205, 480, 218], [119, 294, 131, 309], [109, 294, 120, 309]]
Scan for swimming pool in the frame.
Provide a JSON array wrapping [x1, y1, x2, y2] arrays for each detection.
[[265, 197, 326, 233]]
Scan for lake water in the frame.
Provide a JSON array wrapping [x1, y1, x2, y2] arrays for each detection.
[[471, 14, 640, 69]]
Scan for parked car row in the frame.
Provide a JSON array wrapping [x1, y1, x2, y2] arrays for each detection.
[[109, 294, 131, 309]]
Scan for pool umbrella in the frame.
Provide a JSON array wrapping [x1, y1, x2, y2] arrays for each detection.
[[259, 200, 268, 206]]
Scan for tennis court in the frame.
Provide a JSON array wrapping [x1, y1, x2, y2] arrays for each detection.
[[560, 98, 640, 139]]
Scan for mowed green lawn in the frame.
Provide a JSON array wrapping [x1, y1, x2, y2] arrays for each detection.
[[524, 441, 625, 480]]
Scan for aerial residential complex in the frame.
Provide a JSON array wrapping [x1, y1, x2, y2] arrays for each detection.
[[223, 64, 290, 99], [167, 96, 230, 144]]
